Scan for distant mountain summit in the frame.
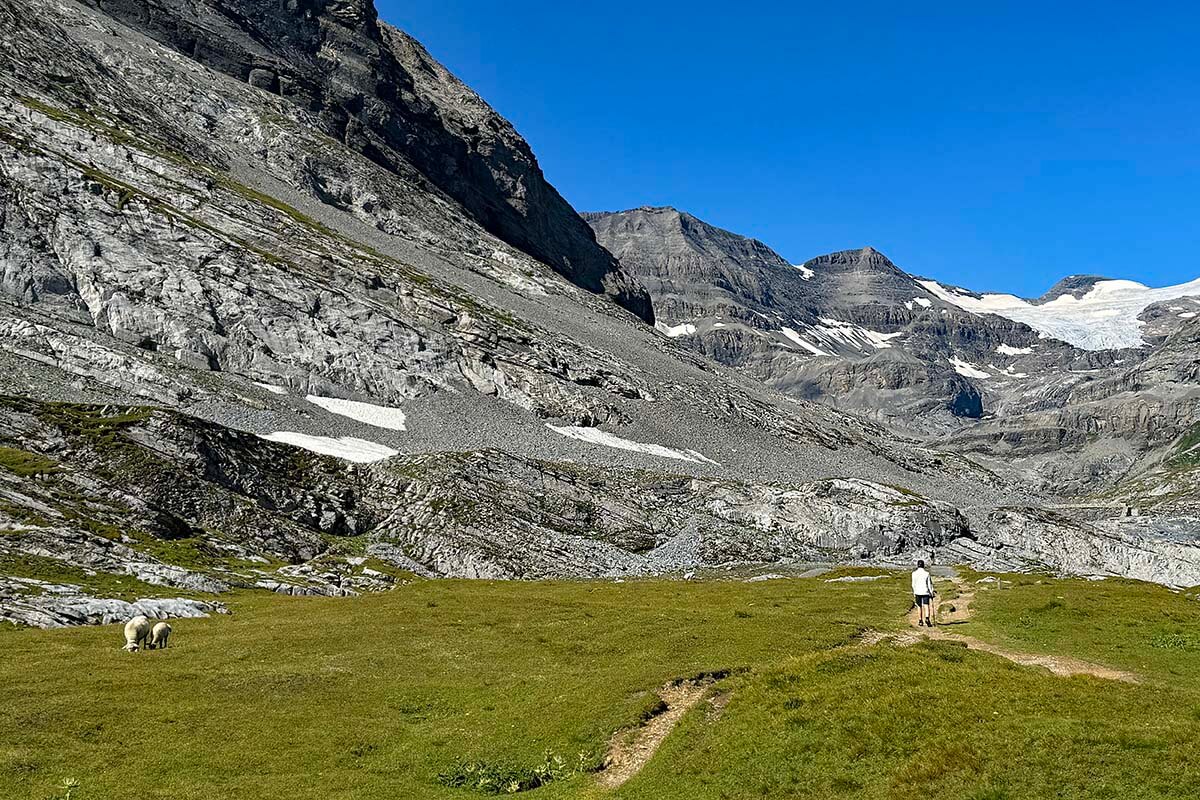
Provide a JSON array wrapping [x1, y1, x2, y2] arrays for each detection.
[[1036, 275, 1111, 304], [588, 207, 1200, 490], [583, 207, 797, 324]]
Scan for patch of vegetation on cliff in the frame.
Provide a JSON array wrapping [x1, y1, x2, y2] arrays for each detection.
[[0, 500, 54, 530], [1168, 422, 1200, 468], [0, 446, 60, 477], [0, 397, 154, 452], [0, 553, 194, 601]]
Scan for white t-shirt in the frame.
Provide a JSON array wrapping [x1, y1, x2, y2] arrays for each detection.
[[911, 568, 934, 597]]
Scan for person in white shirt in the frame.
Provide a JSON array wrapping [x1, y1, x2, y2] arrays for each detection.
[[911, 560, 936, 627]]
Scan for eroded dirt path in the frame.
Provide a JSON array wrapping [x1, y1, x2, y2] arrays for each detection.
[[907, 575, 1139, 684], [597, 574, 1139, 792], [596, 679, 715, 790]]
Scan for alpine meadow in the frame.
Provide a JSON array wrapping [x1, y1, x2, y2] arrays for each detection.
[[1, 1, 1198, 798]]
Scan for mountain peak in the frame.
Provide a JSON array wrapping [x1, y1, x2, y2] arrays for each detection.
[[804, 246, 902, 274], [1036, 274, 1111, 304]]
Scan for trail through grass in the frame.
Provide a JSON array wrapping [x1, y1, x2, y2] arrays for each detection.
[[1, 570, 1198, 799]]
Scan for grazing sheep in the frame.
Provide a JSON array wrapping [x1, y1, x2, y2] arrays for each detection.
[[149, 621, 172, 650], [122, 615, 152, 652]]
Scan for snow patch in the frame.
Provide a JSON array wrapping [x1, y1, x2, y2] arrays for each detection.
[[1180, 312, 1197, 320], [919, 277, 1200, 350], [655, 321, 698, 338], [258, 432, 398, 463], [253, 382, 287, 395], [949, 357, 990, 379], [793, 263, 814, 280], [780, 327, 831, 356], [815, 318, 903, 350], [547, 425, 718, 465], [998, 364, 1029, 378], [996, 344, 1034, 356], [306, 395, 407, 431]]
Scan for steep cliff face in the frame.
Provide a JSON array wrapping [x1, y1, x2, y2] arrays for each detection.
[[584, 207, 796, 324], [82, 0, 652, 321]]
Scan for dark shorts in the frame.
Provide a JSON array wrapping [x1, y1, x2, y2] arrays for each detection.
[[914, 594, 932, 607]]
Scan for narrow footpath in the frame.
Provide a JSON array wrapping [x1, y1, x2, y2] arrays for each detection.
[[909, 574, 1139, 684], [596, 679, 715, 790], [595, 572, 1140, 791]]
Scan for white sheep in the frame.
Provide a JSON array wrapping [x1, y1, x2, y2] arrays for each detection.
[[122, 615, 152, 652], [149, 621, 172, 650]]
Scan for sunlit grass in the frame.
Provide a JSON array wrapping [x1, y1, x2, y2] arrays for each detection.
[[1, 572, 1197, 799]]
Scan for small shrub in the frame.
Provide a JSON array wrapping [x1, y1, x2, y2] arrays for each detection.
[[437, 750, 588, 795], [1150, 632, 1200, 651], [733, 609, 752, 619], [48, 778, 80, 800]]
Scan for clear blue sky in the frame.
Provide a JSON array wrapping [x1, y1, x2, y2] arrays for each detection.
[[379, 1, 1200, 297]]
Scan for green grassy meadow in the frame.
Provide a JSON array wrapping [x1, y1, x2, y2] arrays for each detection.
[[2, 571, 1199, 799]]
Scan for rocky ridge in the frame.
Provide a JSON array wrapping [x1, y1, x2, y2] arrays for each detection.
[[0, 0, 1196, 626], [587, 207, 1200, 495]]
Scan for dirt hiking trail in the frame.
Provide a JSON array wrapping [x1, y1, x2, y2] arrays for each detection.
[[597, 679, 718, 789], [595, 572, 1139, 791], [909, 574, 1139, 684]]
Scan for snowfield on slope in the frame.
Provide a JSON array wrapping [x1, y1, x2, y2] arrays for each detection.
[[306, 395, 408, 431], [779, 327, 831, 356], [655, 321, 698, 338], [814, 318, 904, 350], [919, 277, 1200, 350], [949, 357, 990, 379], [258, 432, 399, 463], [547, 425, 718, 464]]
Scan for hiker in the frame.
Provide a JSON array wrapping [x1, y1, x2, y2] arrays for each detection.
[[912, 560, 936, 626]]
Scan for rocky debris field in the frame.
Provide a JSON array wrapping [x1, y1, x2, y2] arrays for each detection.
[[3, 394, 1198, 627]]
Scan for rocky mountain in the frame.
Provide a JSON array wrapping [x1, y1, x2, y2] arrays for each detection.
[[587, 207, 1200, 494], [0, 0, 1196, 627], [1037, 274, 1110, 303], [75, 0, 653, 323]]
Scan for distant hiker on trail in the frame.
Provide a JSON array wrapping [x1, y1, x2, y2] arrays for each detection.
[[912, 560, 936, 627]]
